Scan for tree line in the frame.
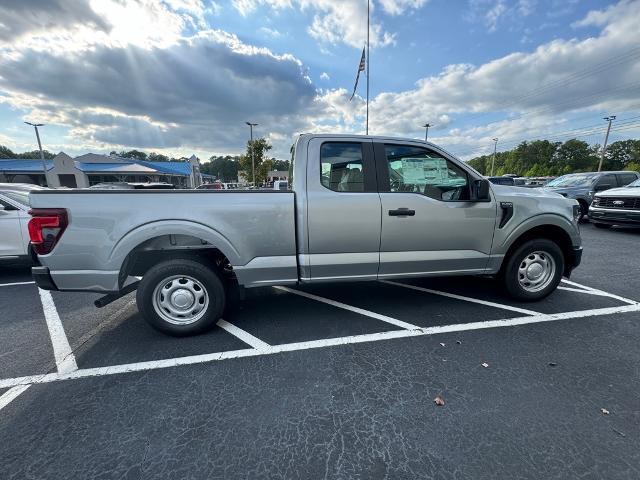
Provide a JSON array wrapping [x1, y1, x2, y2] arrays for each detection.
[[466, 138, 640, 177]]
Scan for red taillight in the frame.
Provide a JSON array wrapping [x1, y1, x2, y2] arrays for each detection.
[[28, 208, 69, 255]]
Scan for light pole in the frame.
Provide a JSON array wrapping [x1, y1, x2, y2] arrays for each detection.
[[245, 122, 258, 186], [24, 121, 47, 186], [598, 115, 616, 172], [491, 138, 498, 176], [422, 123, 431, 142]]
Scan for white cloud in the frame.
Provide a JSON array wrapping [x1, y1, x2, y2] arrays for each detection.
[[231, 0, 426, 48], [260, 26, 283, 38], [320, 72, 330, 80], [367, 0, 640, 151]]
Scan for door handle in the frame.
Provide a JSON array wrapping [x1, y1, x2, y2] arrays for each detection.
[[388, 208, 415, 216]]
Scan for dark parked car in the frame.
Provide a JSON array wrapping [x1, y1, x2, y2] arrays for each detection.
[[487, 176, 515, 186], [542, 171, 640, 221]]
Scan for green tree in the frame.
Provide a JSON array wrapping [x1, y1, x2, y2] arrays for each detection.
[[552, 139, 598, 174], [17, 149, 56, 159], [603, 140, 640, 170], [148, 152, 171, 162], [0, 145, 16, 158], [271, 159, 290, 171], [239, 138, 272, 185], [118, 149, 148, 161], [203, 155, 240, 182]]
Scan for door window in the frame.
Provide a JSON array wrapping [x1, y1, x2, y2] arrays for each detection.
[[320, 142, 365, 192], [384, 145, 469, 201], [595, 174, 616, 190], [617, 173, 638, 187]]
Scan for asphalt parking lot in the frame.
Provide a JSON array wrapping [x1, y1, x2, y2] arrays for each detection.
[[1, 223, 640, 479]]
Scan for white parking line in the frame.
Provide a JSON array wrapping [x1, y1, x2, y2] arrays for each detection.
[[380, 280, 541, 316], [274, 286, 420, 330], [1, 301, 639, 391], [217, 319, 271, 351], [0, 281, 35, 288], [38, 288, 77, 374], [0, 385, 31, 412], [561, 279, 639, 305]]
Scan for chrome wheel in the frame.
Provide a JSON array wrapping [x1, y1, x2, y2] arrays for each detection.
[[517, 251, 556, 293], [152, 275, 209, 325]]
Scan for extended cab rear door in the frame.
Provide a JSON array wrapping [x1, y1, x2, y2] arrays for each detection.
[[374, 141, 498, 277], [304, 137, 382, 280]]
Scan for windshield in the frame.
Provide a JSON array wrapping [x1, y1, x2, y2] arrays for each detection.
[[627, 179, 640, 187], [545, 174, 595, 187], [2, 190, 30, 207]]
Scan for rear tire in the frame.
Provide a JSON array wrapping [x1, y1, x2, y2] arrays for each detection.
[[593, 223, 612, 229], [136, 259, 225, 336], [502, 239, 564, 301]]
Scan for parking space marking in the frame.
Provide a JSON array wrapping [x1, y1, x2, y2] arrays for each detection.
[[561, 279, 639, 305], [38, 288, 77, 374], [0, 281, 35, 288], [274, 286, 420, 330], [2, 301, 640, 391], [380, 280, 541, 315], [0, 385, 31, 412], [217, 319, 271, 351]]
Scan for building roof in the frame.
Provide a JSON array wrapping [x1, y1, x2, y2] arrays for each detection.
[[0, 157, 192, 176], [75, 162, 159, 173], [0, 159, 54, 171], [137, 160, 193, 176]]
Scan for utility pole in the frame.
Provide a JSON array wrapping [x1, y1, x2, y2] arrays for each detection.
[[245, 122, 258, 187], [491, 138, 498, 176], [598, 115, 616, 172], [24, 121, 47, 186], [422, 123, 431, 142]]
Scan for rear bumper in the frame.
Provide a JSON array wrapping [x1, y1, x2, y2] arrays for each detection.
[[32, 266, 58, 291], [589, 207, 640, 226]]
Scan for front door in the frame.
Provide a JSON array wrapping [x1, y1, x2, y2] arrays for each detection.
[[304, 138, 382, 281], [375, 142, 498, 277]]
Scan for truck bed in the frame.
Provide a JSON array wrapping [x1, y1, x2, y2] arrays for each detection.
[[29, 190, 298, 292]]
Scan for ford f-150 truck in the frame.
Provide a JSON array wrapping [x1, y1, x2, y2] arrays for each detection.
[[29, 134, 583, 335]]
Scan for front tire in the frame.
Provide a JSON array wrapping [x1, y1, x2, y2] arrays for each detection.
[[502, 239, 564, 301], [136, 259, 225, 336]]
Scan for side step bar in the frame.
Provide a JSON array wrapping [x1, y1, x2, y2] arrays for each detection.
[[94, 281, 139, 308]]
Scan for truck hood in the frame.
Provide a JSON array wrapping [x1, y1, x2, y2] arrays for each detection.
[[594, 186, 640, 198], [539, 186, 585, 197], [492, 184, 569, 201]]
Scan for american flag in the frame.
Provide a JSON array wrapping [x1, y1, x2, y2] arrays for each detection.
[[349, 47, 366, 101]]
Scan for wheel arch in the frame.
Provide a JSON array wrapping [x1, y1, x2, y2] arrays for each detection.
[[501, 224, 574, 276], [110, 221, 240, 289]]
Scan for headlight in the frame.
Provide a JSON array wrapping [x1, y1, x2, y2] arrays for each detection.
[[592, 196, 600, 206], [573, 204, 581, 222]]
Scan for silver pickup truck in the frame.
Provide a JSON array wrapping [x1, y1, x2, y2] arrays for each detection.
[[30, 134, 583, 335]]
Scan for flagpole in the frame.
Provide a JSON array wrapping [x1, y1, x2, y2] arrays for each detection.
[[366, 0, 370, 135]]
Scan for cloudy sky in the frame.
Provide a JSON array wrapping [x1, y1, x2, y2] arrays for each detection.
[[0, 0, 639, 160]]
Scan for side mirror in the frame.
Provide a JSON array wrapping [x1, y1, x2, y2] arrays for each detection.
[[594, 184, 611, 192], [472, 179, 491, 201]]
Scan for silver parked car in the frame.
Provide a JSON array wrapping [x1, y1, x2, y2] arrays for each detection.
[[0, 183, 46, 260]]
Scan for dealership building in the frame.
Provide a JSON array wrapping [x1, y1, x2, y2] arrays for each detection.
[[0, 152, 204, 188]]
